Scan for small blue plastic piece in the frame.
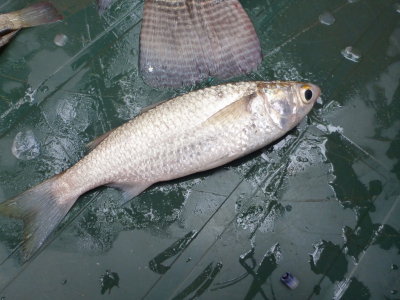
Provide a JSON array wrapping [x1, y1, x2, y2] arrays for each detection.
[[280, 272, 299, 289]]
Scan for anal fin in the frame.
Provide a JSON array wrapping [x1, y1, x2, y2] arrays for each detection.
[[108, 182, 153, 204], [140, 99, 168, 114]]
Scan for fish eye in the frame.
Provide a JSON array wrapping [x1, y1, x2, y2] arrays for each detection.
[[300, 85, 313, 103], [304, 89, 313, 101]]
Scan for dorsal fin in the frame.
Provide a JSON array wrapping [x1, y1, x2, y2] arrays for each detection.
[[140, 99, 169, 114], [86, 128, 115, 152]]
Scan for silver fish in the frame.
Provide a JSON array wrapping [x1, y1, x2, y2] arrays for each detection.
[[0, 81, 320, 261], [0, 2, 63, 47]]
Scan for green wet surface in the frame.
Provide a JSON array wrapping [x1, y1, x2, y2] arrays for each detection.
[[0, 0, 399, 298]]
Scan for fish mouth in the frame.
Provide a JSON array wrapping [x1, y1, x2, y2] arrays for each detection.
[[0, 28, 16, 35], [309, 83, 321, 100]]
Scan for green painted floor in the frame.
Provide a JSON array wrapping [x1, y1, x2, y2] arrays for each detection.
[[0, 0, 399, 299]]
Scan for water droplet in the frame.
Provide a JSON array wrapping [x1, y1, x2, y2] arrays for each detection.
[[341, 46, 362, 63], [57, 100, 77, 123], [23, 87, 36, 103], [54, 34, 68, 47], [319, 12, 335, 26], [11, 130, 40, 160], [313, 284, 321, 295], [99, 269, 120, 295], [39, 85, 49, 93], [285, 205, 292, 212], [296, 156, 309, 162], [391, 264, 398, 270], [391, 290, 398, 295], [56, 96, 93, 132]]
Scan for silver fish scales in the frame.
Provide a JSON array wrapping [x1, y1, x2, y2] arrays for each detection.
[[0, 81, 320, 261]]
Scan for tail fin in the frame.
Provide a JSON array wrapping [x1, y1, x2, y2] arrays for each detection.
[[140, 0, 262, 87], [0, 174, 77, 262], [10, 2, 63, 29], [0, 30, 19, 48]]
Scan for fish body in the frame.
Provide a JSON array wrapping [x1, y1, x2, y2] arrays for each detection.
[[97, 0, 262, 87], [0, 81, 320, 261], [0, 2, 62, 47]]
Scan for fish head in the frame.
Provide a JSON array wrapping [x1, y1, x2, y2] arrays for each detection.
[[257, 81, 321, 131]]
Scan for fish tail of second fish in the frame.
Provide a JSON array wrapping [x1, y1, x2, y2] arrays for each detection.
[[139, 0, 262, 87], [0, 173, 78, 262], [0, 30, 20, 47], [5, 2, 63, 29]]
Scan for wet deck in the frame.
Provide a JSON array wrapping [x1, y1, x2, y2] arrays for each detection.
[[0, 0, 399, 298]]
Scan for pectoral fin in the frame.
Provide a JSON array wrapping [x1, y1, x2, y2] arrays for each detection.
[[190, 92, 259, 172], [202, 92, 258, 126]]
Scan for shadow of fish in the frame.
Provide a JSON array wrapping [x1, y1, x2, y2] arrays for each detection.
[[0, 2, 63, 47], [97, 0, 262, 87], [0, 81, 320, 262]]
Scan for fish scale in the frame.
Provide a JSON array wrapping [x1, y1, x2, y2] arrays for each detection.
[[66, 82, 260, 189], [0, 81, 320, 261]]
